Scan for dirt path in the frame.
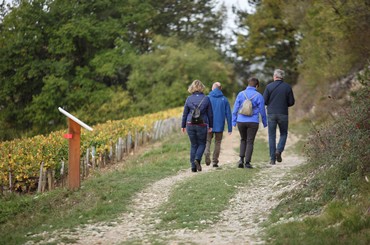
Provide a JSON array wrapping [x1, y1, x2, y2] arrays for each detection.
[[33, 126, 305, 245]]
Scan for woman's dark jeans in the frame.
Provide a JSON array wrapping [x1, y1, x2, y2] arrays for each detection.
[[267, 114, 289, 160], [237, 122, 259, 163], [186, 124, 208, 169]]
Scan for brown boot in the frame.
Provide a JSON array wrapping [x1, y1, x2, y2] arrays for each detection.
[[275, 152, 282, 162]]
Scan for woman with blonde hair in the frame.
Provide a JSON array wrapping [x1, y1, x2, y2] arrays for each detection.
[[181, 80, 213, 172]]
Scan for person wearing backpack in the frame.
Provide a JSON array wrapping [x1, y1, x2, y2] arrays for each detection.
[[232, 77, 267, 169], [263, 69, 295, 165], [181, 80, 213, 172], [204, 82, 232, 168]]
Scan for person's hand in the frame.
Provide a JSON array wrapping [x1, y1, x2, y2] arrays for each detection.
[[182, 128, 186, 134], [208, 128, 212, 133]]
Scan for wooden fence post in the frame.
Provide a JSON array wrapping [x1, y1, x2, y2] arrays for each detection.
[[86, 148, 90, 177], [91, 147, 96, 170], [41, 170, 47, 192], [47, 169, 53, 190], [134, 130, 138, 153], [8, 168, 12, 193], [60, 160, 65, 188], [37, 162, 44, 193], [118, 137, 123, 160]]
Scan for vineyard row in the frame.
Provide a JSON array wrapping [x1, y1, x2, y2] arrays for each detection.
[[0, 108, 182, 194]]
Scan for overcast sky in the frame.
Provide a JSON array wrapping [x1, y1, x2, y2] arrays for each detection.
[[220, 0, 250, 30], [218, 0, 251, 52]]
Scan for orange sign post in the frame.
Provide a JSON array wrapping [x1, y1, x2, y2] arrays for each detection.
[[58, 107, 93, 190]]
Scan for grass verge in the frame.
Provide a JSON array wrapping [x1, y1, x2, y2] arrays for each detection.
[[155, 137, 268, 232], [156, 167, 256, 231], [0, 132, 189, 245]]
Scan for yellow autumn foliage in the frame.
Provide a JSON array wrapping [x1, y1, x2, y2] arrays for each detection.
[[0, 107, 182, 191]]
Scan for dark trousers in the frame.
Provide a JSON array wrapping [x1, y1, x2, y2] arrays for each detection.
[[237, 122, 259, 163], [267, 114, 288, 160]]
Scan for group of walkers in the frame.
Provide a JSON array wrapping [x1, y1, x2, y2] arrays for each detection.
[[181, 69, 295, 172]]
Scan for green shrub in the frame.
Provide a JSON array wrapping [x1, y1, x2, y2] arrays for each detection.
[[304, 67, 369, 200], [266, 66, 370, 245]]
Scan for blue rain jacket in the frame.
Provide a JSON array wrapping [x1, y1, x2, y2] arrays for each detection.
[[232, 86, 267, 127], [208, 88, 232, 133]]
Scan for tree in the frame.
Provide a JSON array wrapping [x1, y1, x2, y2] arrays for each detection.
[[0, 0, 230, 140], [235, 0, 298, 85], [0, 0, 51, 139], [150, 0, 227, 49], [292, 0, 370, 85], [0, 0, 137, 139], [127, 36, 234, 115]]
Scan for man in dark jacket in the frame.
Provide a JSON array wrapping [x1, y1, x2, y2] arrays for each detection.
[[204, 82, 232, 167], [263, 69, 295, 165]]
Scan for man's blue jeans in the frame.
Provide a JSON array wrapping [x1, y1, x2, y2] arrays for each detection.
[[267, 114, 289, 160], [186, 124, 208, 169]]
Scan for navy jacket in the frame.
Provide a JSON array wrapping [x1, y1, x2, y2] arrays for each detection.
[[263, 80, 295, 115], [181, 92, 213, 128], [208, 88, 232, 133]]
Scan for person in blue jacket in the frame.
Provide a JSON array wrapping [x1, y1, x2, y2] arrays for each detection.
[[182, 80, 213, 172], [204, 82, 232, 168], [232, 77, 267, 169]]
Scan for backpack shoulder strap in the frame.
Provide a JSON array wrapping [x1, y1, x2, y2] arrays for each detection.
[[250, 93, 258, 99], [197, 96, 206, 108], [242, 91, 259, 100], [242, 91, 249, 100]]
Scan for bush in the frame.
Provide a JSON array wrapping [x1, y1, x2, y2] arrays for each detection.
[[305, 66, 369, 201]]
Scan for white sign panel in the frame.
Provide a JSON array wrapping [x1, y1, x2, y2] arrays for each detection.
[[58, 107, 93, 131]]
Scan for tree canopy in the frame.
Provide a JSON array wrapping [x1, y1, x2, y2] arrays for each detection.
[[1, 0, 369, 140], [234, 0, 369, 86], [127, 36, 234, 115], [0, 0, 229, 140], [235, 0, 298, 84]]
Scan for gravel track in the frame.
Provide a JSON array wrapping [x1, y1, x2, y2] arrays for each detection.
[[30, 127, 304, 245]]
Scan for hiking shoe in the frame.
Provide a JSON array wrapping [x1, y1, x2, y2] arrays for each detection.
[[275, 152, 282, 162], [245, 163, 253, 169], [212, 163, 219, 168], [195, 159, 202, 171], [237, 159, 244, 168], [270, 160, 276, 165], [205, 156, 211, 166], [191, 168, 197, 172]]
